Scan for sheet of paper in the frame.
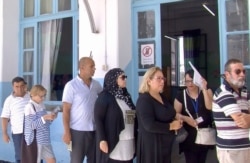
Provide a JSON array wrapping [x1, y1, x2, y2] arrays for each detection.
[[188, 61, 203, 89]]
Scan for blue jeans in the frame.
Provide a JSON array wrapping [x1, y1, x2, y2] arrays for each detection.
[[12, 133, 23, 163]]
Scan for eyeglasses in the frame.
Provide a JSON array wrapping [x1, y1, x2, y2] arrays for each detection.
[[119, 75, 127, 80], [152, 76, 166, 82], [185, 80, 193, 84], [233, 69, 246, 75], [39, 94, 46, 98]]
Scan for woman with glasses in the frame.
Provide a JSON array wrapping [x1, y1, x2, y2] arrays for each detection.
[[173, 69, 214, 163], [94, 68, 136, 163], [136, 67, 182, 163]]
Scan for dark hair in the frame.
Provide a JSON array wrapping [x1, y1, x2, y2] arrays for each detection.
[[12, 77, 27, 85], [224, 58, 242, 72], [185, 69, 194, 79]]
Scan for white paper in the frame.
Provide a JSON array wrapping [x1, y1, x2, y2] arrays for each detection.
[[188, 61, 203, 89]]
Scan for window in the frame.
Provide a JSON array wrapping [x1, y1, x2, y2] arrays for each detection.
[[21, 0, 78, 101]]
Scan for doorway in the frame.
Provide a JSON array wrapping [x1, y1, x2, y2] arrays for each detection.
[[160, 0, 220, 102]]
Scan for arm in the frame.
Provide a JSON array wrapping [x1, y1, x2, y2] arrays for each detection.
[[1, 118, 10, 143], [202, 89, 213, 110], [94, 92, 109, 153], [174, 99, 197, 128], [200, 78, 213, 110], [232, 113, 250, 128], [62, 102, 72, 144], [137, 95, 181, 133]]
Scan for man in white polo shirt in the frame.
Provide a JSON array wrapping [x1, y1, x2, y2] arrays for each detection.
[[62, 57, 102, 163], [1, 77, 30, 163]]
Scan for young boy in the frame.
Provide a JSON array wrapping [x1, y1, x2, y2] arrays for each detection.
[[24, 85, 57, 163]]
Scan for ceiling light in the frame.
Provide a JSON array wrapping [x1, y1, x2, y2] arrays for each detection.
[[202, 3, 215, 16]]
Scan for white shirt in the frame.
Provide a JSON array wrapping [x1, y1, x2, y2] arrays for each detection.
[[62, 76, 102, 131], [1, 92, 30, 134], [109, 99, 135, 160]]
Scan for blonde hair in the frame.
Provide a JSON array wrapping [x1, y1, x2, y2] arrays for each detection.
[[30, 85, 47, 97], [139, 67, 162, 93]]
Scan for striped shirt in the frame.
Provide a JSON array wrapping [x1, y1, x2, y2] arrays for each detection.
[[24, 100, 51, 145], [62, 75, 102, 131], [1, 92, 30, 134], [212, 80, 250, 150]]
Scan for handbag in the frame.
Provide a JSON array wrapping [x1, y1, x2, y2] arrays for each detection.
[[195, 127, 216, 145], [183, 90, 216, 145], [21, 104, 38, 163], [175, 127, 188, 143], [21, 130, 38, 163]]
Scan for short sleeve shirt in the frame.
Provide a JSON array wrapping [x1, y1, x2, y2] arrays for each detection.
[[1, 92, 30, 134], [62, 76, 102, 131]]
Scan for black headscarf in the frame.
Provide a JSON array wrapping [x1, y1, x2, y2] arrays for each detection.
[[103, 68, 135, 109]]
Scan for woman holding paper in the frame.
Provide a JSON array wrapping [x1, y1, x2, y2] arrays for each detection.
[[174, 69, 214, 163]]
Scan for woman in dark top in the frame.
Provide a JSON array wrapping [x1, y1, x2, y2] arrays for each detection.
[[136, 67, 182, 163], [174, 69, 214, 163], [94, 68, 136, 163]]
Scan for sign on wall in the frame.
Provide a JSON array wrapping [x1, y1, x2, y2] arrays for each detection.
[[138, 41, 155, 69]]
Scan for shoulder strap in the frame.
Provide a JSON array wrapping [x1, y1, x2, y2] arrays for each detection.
[[31, 103, 36, 112], [183, 90, 199, 130], [183, 90, 193, 119]]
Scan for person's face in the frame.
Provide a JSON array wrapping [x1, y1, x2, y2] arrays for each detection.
[[225, 63, 246, 88], [117, 74, 127, 88], [13, 81, 26, 97], [80, 59, 96, 78], [185, 74, 197, 90], [148, 71, 166, 93], [32, 91, 46, 104]]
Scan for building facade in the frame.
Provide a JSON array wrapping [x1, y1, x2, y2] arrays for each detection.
[[0, 0, 249, 162]]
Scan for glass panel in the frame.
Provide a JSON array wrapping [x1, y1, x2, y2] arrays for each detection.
[[226, 0, 249, 31], [39, 18, 73, 101], [23, 51, 34, 72], [40, 0, 52, 15], [245, 69, 250, 89], [227, 34, 250, 64], [23, 27, 34, 49], [23, 75, 33, 91], [58, 0, 71, 11], [138, 10, 155, 38], [24, 0, 34, 17]]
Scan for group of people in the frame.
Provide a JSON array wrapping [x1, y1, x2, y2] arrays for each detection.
[[1, 77, 57, 163], [1, 57, 250, 163]]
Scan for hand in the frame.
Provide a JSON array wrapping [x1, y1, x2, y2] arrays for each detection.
[[63, 131, 71, 145], [201, 78, 208, 90], [43, 113, 56, 121], [2, 133, 10, 143], [186, 117, 197, 128], [170, 120, 182, 131], [100, 140, 108, 153], [235, 113, 250, 128]]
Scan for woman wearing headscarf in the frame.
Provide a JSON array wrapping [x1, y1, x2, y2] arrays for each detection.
[[94, 68, 136, 163]]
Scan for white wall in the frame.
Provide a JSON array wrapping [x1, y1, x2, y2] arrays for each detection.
[[79, 0, 132, 78], [0, 0, 19, 82]]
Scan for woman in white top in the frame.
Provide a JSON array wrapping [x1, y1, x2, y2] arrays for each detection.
[[94, 68, 136, 163]]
